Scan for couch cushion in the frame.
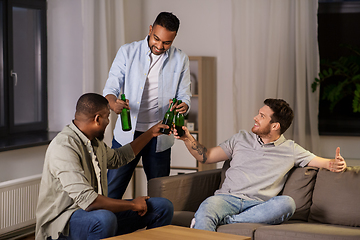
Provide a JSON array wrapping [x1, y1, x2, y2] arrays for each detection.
[[171, 211, 194, 227], [281, 167, 318, 221], [309, 166, 360, 227], [255, 222, 360, 240], [217, 222, 265, 238]]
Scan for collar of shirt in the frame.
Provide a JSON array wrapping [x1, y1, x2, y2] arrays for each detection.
[[256, 134, 287, 147], [69, 121, 91, 146]]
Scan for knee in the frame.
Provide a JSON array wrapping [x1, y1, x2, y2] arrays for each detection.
[[278, 195, 296, 214], [148, 197, 174, 216], [198, 196, 223, 211], [91, 210, 118, 236]]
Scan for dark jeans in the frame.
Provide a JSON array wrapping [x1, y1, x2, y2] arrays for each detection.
[[51, 197, 173, 239], [107, 131, 171, 199]]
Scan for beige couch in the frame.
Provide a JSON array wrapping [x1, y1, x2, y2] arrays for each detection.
[[148, 161, 360, 240]]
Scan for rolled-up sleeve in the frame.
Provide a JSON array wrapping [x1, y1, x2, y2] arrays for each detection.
[[106, 143, 136, 169]]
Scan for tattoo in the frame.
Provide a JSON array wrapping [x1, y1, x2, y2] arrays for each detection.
[[191, 141, 208, 163]]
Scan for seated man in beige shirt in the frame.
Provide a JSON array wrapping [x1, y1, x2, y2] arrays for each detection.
[[36, 93, 173, 240]]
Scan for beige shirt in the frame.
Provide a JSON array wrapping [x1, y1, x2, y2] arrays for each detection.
[[35, 122, 135, 240]]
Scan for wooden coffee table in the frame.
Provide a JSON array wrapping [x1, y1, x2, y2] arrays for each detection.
[[104, 225, 251, 240]]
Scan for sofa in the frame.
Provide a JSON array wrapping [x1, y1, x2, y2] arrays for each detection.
[[148, 160, 360, 240]]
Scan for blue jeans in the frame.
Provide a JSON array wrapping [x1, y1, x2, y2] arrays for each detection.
[[54, 197, 173, 239], [108, 131, 171, 199], [194, 194, 295, 231]]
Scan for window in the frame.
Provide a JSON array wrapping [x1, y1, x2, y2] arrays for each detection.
[[317, 0, 360, 135], [0, 0, 49, 150]]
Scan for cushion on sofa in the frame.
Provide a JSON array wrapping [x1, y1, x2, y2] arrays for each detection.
[[281, 167, 318, 221], [217, 222, 265, 238], [171, 211, 195, 227], [309, 166, 360, 227], [254, 222, 360, 240]]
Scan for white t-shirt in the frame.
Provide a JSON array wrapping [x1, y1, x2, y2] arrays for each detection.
[[136, 53, 165, 131]]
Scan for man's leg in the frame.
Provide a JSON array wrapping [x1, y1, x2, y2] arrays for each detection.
[[115, 197, 174, 235], [223, 195, 296, 225], [68, 209, 118, 240], [194, 195, 242, 231], [107, 138, 141, 199], [140, 132, 171, 181]]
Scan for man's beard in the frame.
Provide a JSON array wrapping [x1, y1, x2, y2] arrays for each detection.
[[252, 124, 271, 137]]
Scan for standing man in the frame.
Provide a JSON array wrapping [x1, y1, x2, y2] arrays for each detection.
[[103, 12, 191, 199], [174, 98, 346, 231], [36, 93, 173, 240]]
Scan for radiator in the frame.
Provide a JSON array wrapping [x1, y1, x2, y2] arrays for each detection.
[[0, 174, 41, 237]]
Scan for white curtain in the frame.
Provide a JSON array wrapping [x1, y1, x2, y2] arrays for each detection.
[[47, 0, 125, 145], [82, 0, 125, 94], [232, 0, 320, 153], [82, 0, 125, 144]]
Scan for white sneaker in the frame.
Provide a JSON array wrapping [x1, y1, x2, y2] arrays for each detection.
[[190, 218, 196, 228]]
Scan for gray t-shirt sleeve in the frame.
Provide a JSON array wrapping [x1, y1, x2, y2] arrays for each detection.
[[293, 142, 316, 167], [219, 131, 246, 160]]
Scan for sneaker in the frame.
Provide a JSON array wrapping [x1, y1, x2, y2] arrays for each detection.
[[190, 218, 196, 228]]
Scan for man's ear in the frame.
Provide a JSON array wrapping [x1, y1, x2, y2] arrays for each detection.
[[94, 114, 101, 125], [149, 25, 153, 35], [272, 122, 280, 131]]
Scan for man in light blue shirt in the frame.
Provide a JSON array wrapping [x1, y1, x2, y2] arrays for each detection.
[[103, 12, 191, 199]]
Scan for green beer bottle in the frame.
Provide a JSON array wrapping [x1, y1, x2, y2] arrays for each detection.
[[174, 100, 185, 137], [160, 98, 177, 134], [120, 94, 132, 131]]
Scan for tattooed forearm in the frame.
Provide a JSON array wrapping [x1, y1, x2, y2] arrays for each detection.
[[191, 141, 208, 163]]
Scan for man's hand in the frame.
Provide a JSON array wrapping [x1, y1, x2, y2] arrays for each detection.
[[105, 94, 129, 114], [149, 121, 172, 136], [112, 98, 129, 114], [329, 147, 346, 172], [169, 98, 189, 114], [173, 125, 192, 141], [131, 196, 150, 216]]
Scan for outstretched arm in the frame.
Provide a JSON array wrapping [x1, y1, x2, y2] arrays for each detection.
[[130, 121, 169, 156], [308, 147, 346, 172], [174, 126, 228, 164]]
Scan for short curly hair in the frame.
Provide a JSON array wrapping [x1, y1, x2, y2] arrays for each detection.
[[153, 12, 180, 33], [76, 93, 109, 118], [264, 99, 294, 135]]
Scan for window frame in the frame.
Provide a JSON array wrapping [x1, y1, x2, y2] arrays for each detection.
[[0, 0, 49, 150]]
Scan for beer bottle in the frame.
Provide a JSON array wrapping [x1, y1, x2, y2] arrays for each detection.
[[174, 100, 185, 137], [120, 94, 132, 131], [160, 98, 177, 134]]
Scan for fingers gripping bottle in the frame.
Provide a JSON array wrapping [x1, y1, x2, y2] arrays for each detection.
[[174, 100, 185, 137], [120, 94, 132, 131], [160, 98, 177, 134]]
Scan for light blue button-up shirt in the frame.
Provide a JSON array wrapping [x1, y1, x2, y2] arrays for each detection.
[[103, 36, 191, 152]]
